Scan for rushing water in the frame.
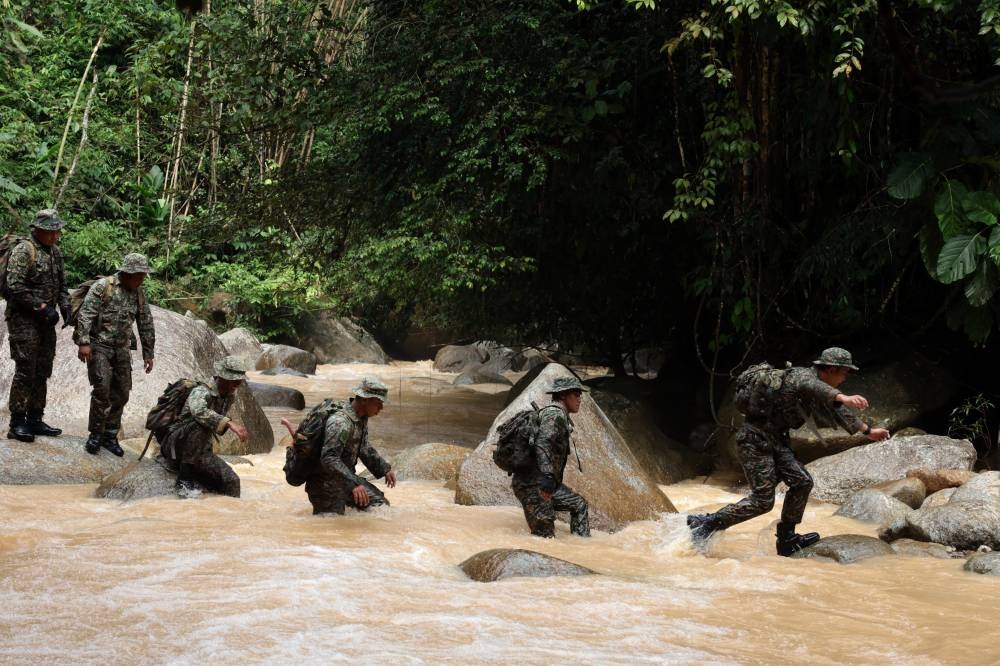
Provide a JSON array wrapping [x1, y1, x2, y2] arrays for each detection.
[[1, 363, 998, 665]]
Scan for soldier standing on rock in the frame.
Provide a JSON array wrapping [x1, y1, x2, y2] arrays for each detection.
[[687, 347, 890, 556], [305, 377, 397, 515], [3, 209, 71, 442], [512, 376, 590, 539], [160, 356, 250, 498], [75, 253, 156, 456]]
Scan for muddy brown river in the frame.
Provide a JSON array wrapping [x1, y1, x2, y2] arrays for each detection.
[[1, 363, 997, 664]]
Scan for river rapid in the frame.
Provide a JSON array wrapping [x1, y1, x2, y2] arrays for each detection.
[[1, 363, 998, 665]]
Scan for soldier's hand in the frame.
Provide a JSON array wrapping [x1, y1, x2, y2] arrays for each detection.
[[352, 484, 370, 507], [144, 357, 155, 374], [59, 304, 71, 328], [77, 344, 92, 363], [539, 490, 553, 501], [837, 393, 869, 410], [867, 427, 891, 442], [384, 470, 397, 488], [228, 422, 249, 443]]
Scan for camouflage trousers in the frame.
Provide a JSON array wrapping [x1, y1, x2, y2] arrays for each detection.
[[512, 481, 590, 538], [304, 475, 388, 515], [87, 344, 132, 434], [712, 425, 814, 530], [161, 421, 240, 498], [5, 310, 56, 414]]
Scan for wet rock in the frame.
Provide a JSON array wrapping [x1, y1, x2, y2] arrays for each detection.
[[453, 368, 513, 387], [791, 534, 895, 563], [297, 312, 389, 365], [897, 500, 1000, 550], [889, 538, 960, 559], [255, 344, 317, 375], [455, 363, 676, 533], [894, 427, 927, 438], [96, 459, 178, 500], [806, 435, 976, 504], [220, 384, 274, 455], [219, 327, 264, 364], [0, 435, 134, 484], [949, 471, 1000, 504], [459, 548, 594, 582], [0, 302, 273, 454], [964, 552, 1000, 575], [921, 487, 956, 509], [259, 366, 309, 378], [834, 489, 913, 528], [478, 343, 516, 375], [906, 467, 976, 495], [510, 348, 550, 372], [870, 477, 926, 509], [389, 443, 471, 483], [433, 344, 488, 373], [248, 382, 306, 410]]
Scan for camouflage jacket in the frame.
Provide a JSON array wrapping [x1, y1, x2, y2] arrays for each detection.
[[747, 366, 863, 434], [533, 403, 573, 490], [4, 236, 69, 317], [319, 401, 391, 487], [74, 274, 155, 359], [181, 383, 235, 435]]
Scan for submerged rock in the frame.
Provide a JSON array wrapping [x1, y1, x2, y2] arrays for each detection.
[[453, 368, 513, 387], [791, 534, 895, 564], [255, 344, 317, 375], [889, 538, 960, 559], [96, 459, 178, 500], [835, 489, 913, 528], [454, 363, 676, 533], [389, 443, 471, 483], [0, 435, 134, 484], [964, 552, 1000, 576], [259, 366, 309, 378], [459, 548, 594, 582], [248, 382, 306, 410]]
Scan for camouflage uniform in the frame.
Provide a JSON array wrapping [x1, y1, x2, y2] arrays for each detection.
[[161, 381, 241, 497], [512, 401, 590, 538], [4, 211, 69, 440], [75, 255, 155, 450], [306, 400, 393, 514], [711, 365, 863, 531]]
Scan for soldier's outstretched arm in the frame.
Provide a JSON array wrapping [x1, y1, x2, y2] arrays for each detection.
[[137, 290, 155, 363], [186, 384, 231, 433], [358, 439, 391, 481]]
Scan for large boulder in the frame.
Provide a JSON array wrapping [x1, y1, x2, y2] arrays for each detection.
[[806, 435, 976, 504], [459, 548, 594, 582], [870, 477, 926, 509], [906, 467, 976, 495], [297, 312, 389, 365], [453, 368, 513, 387], [247, 382, 306, 410], [964, 552, 1000, 575], [219, 327, 264, 364], [0, 435, 135, 484], [0, 302, 273, 455], [834, 489, 913, 528], [891, 500, 1000, 550], [388, 443, 471, 483], [433, 344, 488, 373], [949, 471, 1000, 504], [921, 487, 956, 509], [454, 364, 676, 533], [255, 344, 317, 374], [96, 459, 178, 500], [791, 534, 895, 563], [510, 348, 551, 372]]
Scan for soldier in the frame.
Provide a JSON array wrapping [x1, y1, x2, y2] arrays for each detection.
[[4, 209, 70, 442], [74, 253, 156, 456], [511, 376, 590, 538], [305, 377, 397, 515], [160, 356, 250, 498], [688, 347, 891, 556]]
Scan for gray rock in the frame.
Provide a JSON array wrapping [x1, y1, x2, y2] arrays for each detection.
[[889, 538, 960, 559], [454, 363, 676, 533], [259, 366, 309, 378], [921, 487, 956, 509], [96, 459, 178, 500], [433, 344, 488, 373], [254, 344, 317, 374], [219, 327, 264, 364], [834, 489, 913, 528], [950, 471, 1000, 504], [906, 467, 976, 494], [248, 382, 306, 410], [899, 500, 1000, 550], [791, 534, 895, 563], [459, 548, 595, 582], [964, 552, 1000, 575], [389, 443, 471, 483], [1, 435, 134, 484], [806, 435, 976, 504], [297, 312, 389, 365], [510, 348, 550, 372], [453, 368, 513, 387], [871, 477, 927, 509]]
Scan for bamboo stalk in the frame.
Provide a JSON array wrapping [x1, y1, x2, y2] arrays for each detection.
[[165, 19, 199, 248], [55, 68, 98, 208], [53, 32, 104, 190]]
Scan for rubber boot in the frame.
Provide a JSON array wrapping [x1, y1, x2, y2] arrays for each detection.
[[101, 430, 125, 457], [7, 413, 36, 442], [687, 513, 719, 545], [85, 432, 102, 455], [776, 521, 820, 557], [27, 409, 62, 437]]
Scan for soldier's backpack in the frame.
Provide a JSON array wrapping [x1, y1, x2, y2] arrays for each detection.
[[733, 362, 797, 420], [492, 401, 543, 474], [145, 378, 206, 446], [0, 235, 36, 298], [283, 398, 349, 486]]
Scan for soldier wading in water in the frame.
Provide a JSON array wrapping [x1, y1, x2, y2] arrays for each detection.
[[687, 348, 890, 556]]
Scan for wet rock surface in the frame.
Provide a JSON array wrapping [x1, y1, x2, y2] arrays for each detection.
[[964, 552, 1000, 575], [248, 382, 306, 410], [96, 458, 178, 500], [870, 477, 926, 509], [389, 442, 471, 483], [792, 534, 895, 564], [834, 489, 913, 528], [888, 538, 960, 559], [0, 435, 134, 484], [906, 467, 976, 495], [453, 368, 513, 387], [459, 548, 595, 582], [255, 344, 317, 375], [297, 312, 389, 365], [219, 327, 264, 364]]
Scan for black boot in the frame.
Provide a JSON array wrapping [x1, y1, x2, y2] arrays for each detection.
[[776, 521, 820, 557], [101, 431, 125, 457], [687, 513, 720, 545], [85, 432, 102, 455], [6, 413, 35, 443], [27, 409, 62, 437]]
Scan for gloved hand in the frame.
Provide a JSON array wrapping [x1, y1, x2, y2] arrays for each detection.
[[36, 305, 60, 327], [59, 304, 71, 328]]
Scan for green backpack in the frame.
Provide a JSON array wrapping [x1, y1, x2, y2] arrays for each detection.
[[492, 401, 543, 474], [0, 235, 36, 298], [283, 399, 349, 486]]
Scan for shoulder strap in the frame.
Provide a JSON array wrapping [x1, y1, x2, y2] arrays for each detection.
[[18, 238, 37, 269]]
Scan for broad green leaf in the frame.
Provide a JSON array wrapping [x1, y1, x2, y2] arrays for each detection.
[[934, 180, 969, 238], [919, 224, 944, 275], [9, 18, 43, 39], [964, 261, 998, 307], [936, 232, 987, 284], [989, 226, 1000, 265], [887, 152, 934, 200], [0, 175, 27, 195], [962, 190, 1000, 226]]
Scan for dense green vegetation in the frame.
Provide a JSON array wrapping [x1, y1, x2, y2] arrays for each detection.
[[3, 0, 1000, 380]]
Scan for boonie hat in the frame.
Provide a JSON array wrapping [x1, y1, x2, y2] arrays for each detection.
[[214, 356, 250, 381], [31, 209, 66, 231], [117, 252, 155, 274], [352, 376, 389, 403], [545, 375, 588, 395], [813, 347, 859, 371]]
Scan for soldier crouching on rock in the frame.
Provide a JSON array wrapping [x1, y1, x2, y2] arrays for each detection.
[[512, 376, 590, 539], [161, 356, 250, 498], [306, 377, 397, 515], [4, 209, 70, 442], [75, 253, 155, 456]]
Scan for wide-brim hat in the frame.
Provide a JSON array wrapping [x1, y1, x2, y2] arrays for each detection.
[[812, 347, 859, 371], [545, 375, 589, 395], [118, 252, 156, 274], [352, 377, 389, 403], [214, 356, 250, 381], [31, 208, 66, 231]]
